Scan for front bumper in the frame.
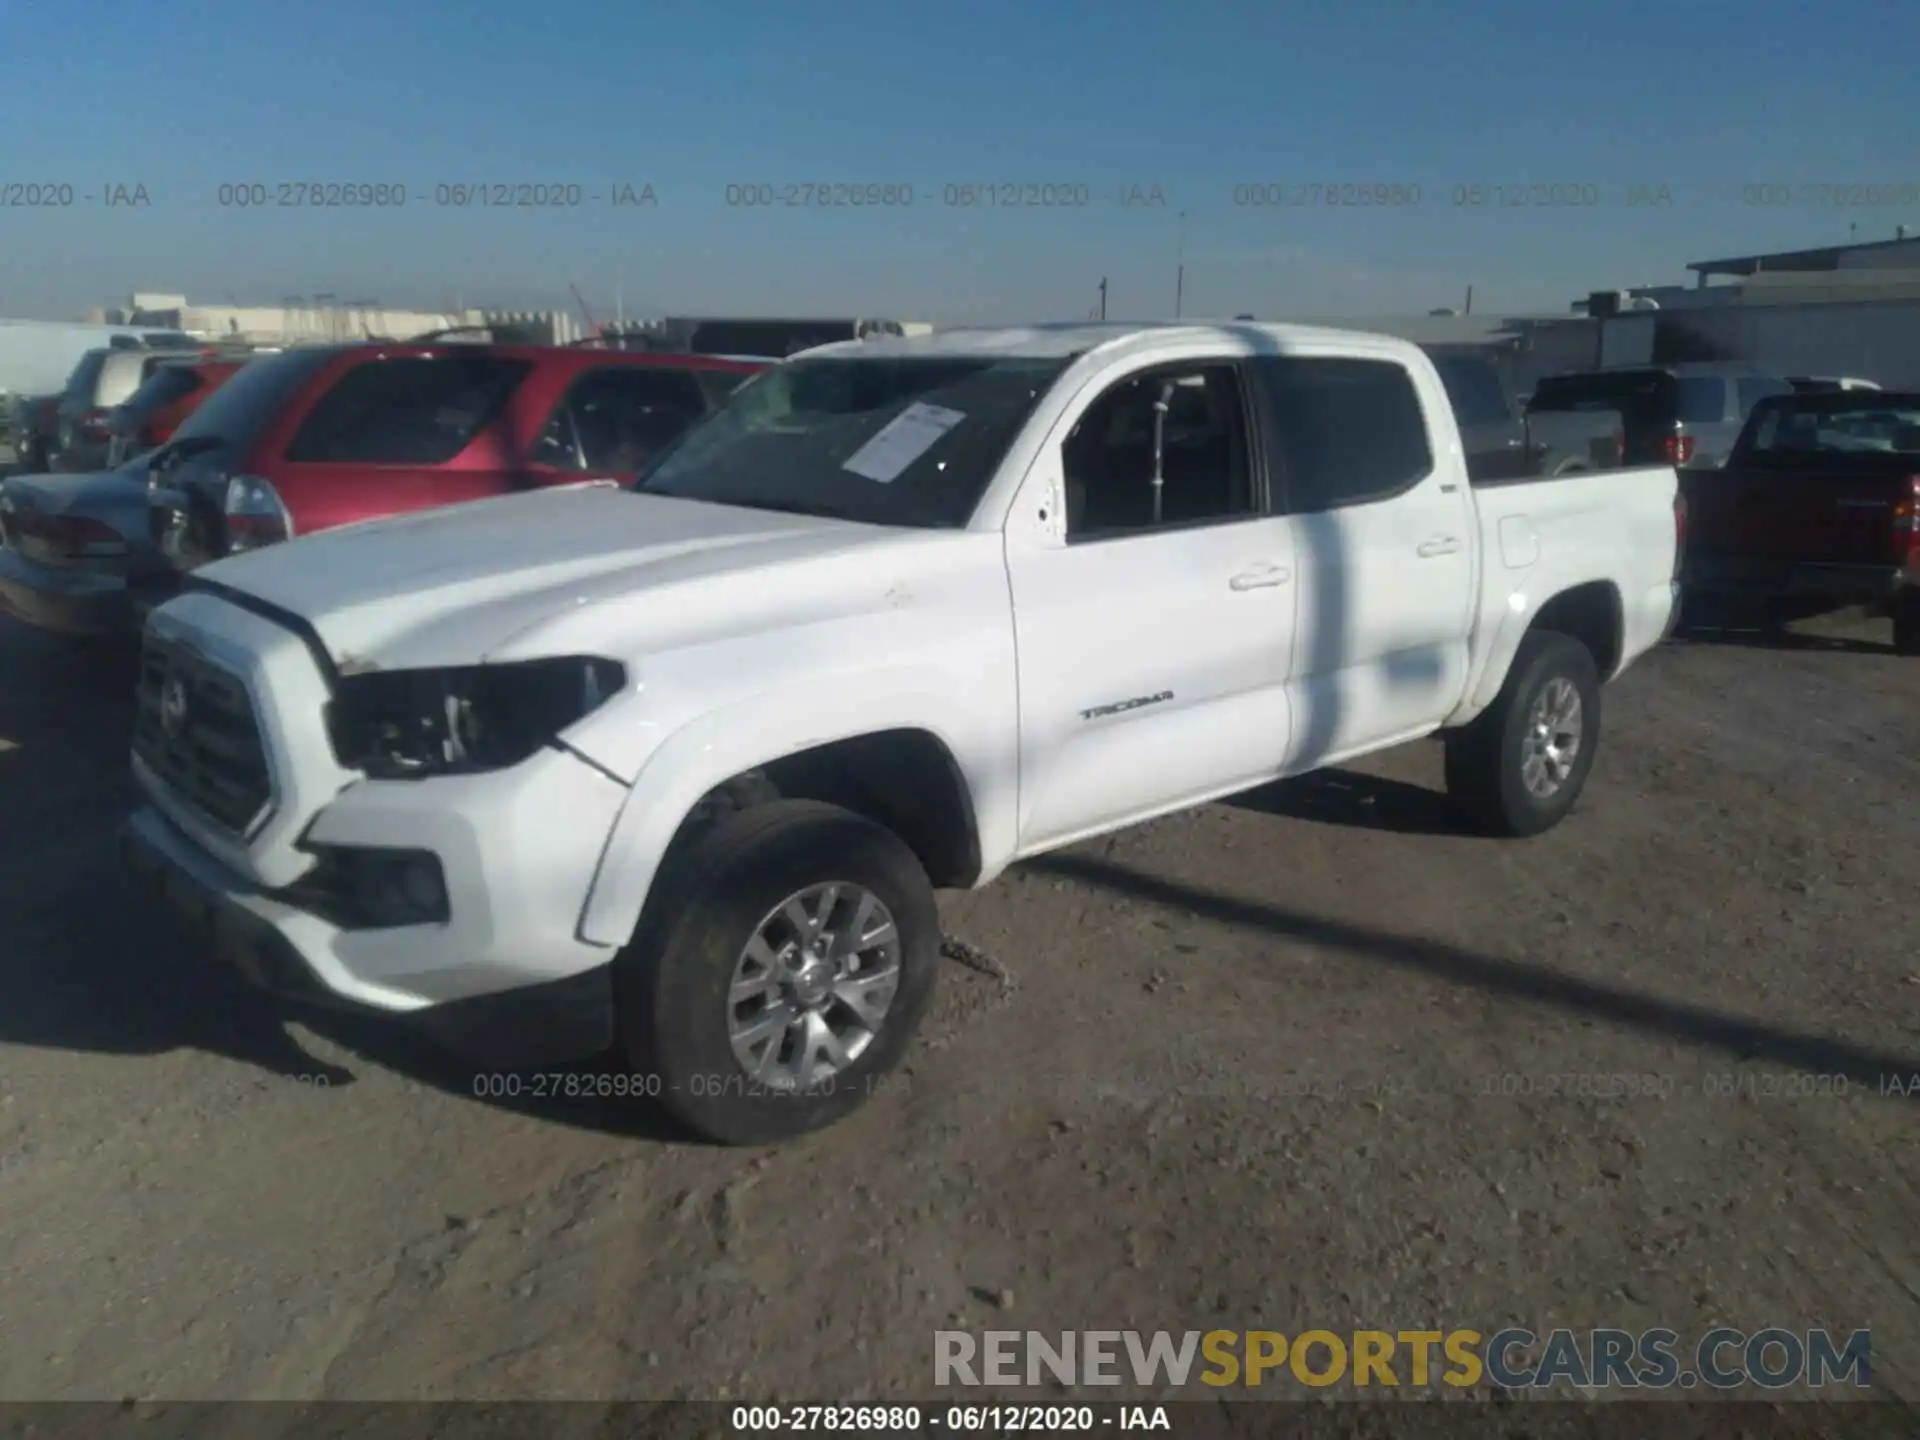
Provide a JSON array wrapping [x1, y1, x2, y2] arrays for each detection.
[[120, 783, 622, 1068], [0, 546, 133, 636]]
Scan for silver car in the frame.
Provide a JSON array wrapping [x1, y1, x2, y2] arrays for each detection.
[[0, 458, 156, 636]]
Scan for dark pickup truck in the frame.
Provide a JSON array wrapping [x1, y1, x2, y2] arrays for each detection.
[[1679, 389, 1920, 654], [1422, 347, 1623, 482]]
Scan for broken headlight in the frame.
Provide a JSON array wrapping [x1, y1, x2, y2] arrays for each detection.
[[326, 657, 626, 778]]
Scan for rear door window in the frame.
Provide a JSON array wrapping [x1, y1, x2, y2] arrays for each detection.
[[285, 355, 532, 465], [1251, 357, 1434, 513]]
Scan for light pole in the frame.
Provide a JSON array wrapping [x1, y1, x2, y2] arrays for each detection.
[[1174, 211, 1188, 318]]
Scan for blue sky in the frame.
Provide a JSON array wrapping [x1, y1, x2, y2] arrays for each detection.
[[4, 0, 1917, 323]]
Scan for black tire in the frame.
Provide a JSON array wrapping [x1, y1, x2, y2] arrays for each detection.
[[1444, 631, 1602, 837], [615, 799, 940, 1145], [1895, 591, 1920, 657]]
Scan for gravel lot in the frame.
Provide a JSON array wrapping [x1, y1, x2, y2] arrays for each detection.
[[0, 604, 1916, 1405]]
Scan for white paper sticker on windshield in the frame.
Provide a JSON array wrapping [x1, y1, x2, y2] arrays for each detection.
[[841, 402, 967, 483]]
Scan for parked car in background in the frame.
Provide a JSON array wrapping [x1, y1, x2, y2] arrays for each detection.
[[105, 355, 249, 468], [53, 341, 203, 472], [9, 392, 62, 473], [1678, 389, 1920, 654], [1422, 346, 1623, 481], [1527, 363, 1794, 471], [0, 457, 157, 636], [138, 343, 766, 615], [1787, 375, 1882, 394], [121, 321, 1682, 1144]]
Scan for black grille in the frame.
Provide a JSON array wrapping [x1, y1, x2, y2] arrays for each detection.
[[134, 635, 274, 833]]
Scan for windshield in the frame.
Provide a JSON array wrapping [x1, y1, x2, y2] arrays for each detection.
[[1742, 397, 1920, 460], [635, 353, 1071, 527]]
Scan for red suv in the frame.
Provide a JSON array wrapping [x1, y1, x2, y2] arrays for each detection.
[[138, 343, 764, 604]]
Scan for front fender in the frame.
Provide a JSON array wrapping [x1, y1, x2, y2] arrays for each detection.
[[575, 669, 1013, 950]]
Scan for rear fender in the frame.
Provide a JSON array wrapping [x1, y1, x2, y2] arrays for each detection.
[[1449, 564, 1623, 727]]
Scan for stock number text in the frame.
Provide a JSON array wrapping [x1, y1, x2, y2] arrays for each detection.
[[726, 183, 913, 207], [218, 182, 407, 208], [1235, 182, 1421, 207]]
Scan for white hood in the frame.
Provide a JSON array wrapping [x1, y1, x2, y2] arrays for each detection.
[[195, 485, 922, 670]]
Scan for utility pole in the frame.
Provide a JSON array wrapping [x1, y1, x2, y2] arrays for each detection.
[[1174, 212, 1188, 318], [1098, 277, 1108, 321], [1464, 284, 1473, 315]]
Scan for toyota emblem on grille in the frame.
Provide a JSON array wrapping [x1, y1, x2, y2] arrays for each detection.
[[159, 676, 190, 737]]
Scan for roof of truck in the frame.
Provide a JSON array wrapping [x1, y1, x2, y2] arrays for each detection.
[[803, 320, 1410, 362]]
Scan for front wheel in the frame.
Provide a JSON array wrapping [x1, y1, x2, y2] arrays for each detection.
[[615, 800, 941, 1145], [1445, 631, 1602, 837]]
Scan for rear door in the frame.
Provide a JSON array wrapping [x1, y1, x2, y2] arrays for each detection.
[[1252, 354, 1477, 767]]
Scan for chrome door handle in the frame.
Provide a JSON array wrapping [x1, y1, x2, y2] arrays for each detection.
[[1229, 562, 1292, 591], [1417, 535, 1462, 558]]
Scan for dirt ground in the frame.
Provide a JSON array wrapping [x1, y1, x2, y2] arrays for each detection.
[[0, 604, 1915, 1406]]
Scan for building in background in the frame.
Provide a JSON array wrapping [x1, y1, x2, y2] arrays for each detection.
[[1568, 230, 1920, 388]]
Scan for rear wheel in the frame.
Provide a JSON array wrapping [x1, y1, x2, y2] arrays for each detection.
[[615, 800, 940, 1145], [1445, 631, 1601, 837]]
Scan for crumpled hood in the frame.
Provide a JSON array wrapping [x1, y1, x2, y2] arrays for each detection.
[[196, 485, 919, 670]]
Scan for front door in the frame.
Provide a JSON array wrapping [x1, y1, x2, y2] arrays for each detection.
[[1005, 361, 1298, 849]]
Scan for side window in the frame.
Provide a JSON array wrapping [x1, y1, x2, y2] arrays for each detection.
[[285, 357, 531, 465], [1060, 365, 1255, 540], [532, 366, 713, 473], [1735, 378, 1788, 418], [1250, 357, 1433, 514]]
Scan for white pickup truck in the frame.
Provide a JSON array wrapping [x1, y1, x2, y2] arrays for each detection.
[[121, 322, 1683, 1144]]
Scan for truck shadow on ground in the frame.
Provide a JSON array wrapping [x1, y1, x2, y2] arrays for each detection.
[[1024, 849, 1920, 1098], [1224, 765, 1474, 837]]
